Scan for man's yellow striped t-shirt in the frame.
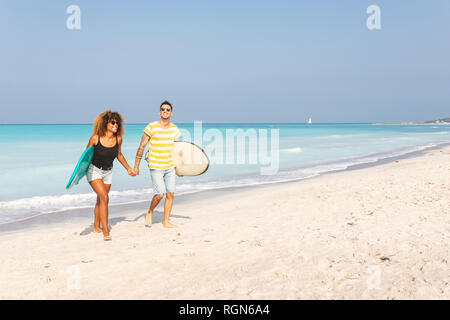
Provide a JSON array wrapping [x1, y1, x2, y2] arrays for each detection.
[[144, 121, 181, 169]]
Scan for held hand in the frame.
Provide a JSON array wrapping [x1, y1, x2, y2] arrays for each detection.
[[134, 168, 139, 176], [128, 168, 136, 176]]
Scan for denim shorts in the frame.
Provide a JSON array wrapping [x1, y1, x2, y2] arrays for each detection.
[[86, 164, 113, 184], [150, 167, 176, 194]]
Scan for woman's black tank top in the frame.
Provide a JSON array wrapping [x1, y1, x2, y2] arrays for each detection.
[[91, 135, 119, 170]]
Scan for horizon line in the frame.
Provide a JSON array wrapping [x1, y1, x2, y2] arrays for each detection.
[[0, 121, 406, 125], [0, 122, 382, 126]]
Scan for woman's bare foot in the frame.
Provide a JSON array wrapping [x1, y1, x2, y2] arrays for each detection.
[[93, 226, 102, 233], [145, 211, 153, 226], [163, 221, 177, 228], [102, 228, 111, 240]]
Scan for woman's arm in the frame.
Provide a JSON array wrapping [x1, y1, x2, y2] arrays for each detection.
[[86, 135, 98, 148], [116, 136, 135, 175]]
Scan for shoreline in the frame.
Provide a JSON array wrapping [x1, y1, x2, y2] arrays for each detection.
[[1, 141, 450, 235]]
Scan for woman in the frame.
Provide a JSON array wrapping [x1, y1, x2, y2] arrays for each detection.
[[86, 110, 135, 241]]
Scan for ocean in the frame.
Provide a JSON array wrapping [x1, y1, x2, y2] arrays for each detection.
[[1, 123, 449, 224]]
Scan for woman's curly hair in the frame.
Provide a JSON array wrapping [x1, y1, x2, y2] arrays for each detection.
[[93, 110, 124, 137]]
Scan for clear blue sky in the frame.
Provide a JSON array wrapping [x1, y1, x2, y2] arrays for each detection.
[[1, 0, 449, 123]]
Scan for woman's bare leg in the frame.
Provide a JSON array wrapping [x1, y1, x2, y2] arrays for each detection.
[[93, 197, 101, 232], [104, 184, 111, 229], [93, 184, 111, 233], [89, 179, 110, 237]]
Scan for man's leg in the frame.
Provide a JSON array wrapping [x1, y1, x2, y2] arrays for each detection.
[[163, 192, 176, 228], [162, 167, 177, 228], [146, 193, 164, 226], [147, 169, 165, 226]]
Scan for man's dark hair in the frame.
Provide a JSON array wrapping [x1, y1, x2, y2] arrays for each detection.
[[160, 100, 173, 111]]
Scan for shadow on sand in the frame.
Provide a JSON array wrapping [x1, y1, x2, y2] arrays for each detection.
[[79, 210, 191, 236]]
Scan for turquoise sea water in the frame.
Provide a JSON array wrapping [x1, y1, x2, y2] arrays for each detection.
[[1, 123, 449, 224]]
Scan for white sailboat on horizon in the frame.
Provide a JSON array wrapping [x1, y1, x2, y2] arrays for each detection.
[[308, 117, 312, 124]]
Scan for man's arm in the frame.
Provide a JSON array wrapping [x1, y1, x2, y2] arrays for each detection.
[[134, 133, 150, 175], [174, 127, 181, 142]]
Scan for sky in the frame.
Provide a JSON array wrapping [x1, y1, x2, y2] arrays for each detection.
[[1, 0, 449, 123]]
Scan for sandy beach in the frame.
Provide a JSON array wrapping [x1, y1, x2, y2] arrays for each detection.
[[1, 146, 449, 300]]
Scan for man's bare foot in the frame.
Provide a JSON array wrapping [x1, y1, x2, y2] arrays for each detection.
[[163, 221, 177, 228], [145, 211, 153, 226]]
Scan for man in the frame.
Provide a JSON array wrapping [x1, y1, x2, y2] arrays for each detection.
[[133, 100, 181, 228]]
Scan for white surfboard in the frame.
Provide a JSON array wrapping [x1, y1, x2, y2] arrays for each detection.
[[145, 141, 209, 176], [172, 141, 209, 176]]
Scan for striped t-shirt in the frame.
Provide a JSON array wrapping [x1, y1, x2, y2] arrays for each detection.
[[144, 121, 181, 169]]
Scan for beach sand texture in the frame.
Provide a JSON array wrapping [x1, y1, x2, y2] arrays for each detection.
[[0, 146, 449, 299]]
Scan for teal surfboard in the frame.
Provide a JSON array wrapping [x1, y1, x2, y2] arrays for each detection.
[[66, 147, 95, 189]]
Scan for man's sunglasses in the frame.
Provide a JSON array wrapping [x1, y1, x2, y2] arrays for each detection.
[[160, 108, 172, 112]]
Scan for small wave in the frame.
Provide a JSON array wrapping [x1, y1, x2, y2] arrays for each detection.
[[0, 189, 155, 225], [281, 147, 302, 153], [422, 131, 450, 135], [319, 134, 366, 139]]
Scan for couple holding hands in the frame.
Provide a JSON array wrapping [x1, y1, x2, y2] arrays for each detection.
[[86, 101, 181, 241]]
